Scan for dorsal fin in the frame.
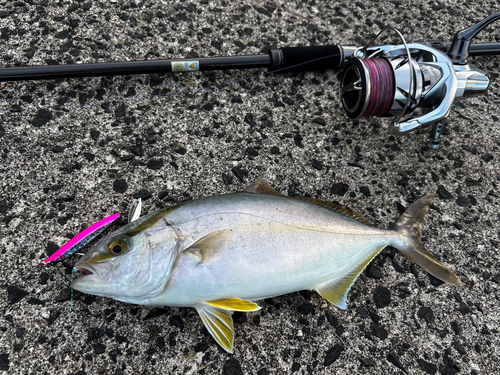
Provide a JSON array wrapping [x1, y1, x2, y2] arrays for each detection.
[[244, 180, 372, 227], [244, 179, 284, 197], [292, 197, 373, 227]]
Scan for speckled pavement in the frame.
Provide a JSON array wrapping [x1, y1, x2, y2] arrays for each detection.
[[1, 1, 499, 374]]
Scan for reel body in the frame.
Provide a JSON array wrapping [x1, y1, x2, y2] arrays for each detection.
[[341, 43, 490, 137], [340, 12, 499, 147]]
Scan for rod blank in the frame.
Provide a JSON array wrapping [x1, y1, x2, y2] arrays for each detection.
[[0, 55, 272, 82]]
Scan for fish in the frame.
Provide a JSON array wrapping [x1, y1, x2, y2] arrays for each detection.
[[72, 180, 462, 353]]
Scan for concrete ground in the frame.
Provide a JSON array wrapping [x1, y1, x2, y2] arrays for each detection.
[[1, 1, 499, 374]]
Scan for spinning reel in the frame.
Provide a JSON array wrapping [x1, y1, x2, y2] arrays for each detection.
[[2, 13, 499, 148], [340, 12, 500, 148]]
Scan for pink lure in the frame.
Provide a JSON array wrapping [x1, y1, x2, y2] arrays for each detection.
[[42, 213, 120, 267]]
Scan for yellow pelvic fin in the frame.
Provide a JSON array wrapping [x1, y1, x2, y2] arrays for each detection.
[[206, 297, 261, 312], [315, 246, 385, 309], [196, 304, 235, 353], [184, 229, 234, 264]]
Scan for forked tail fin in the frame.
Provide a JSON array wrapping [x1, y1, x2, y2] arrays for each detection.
[[392, 195, 463, 286]]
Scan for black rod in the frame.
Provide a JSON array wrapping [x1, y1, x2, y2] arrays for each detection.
[[0, 42, 498, 83], [0, 45, 343, 82], [0, 55, 271, 82], [420, 41, 500, 56]]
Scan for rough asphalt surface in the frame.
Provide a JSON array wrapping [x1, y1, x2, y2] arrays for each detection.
[[1, 1, 499, 374]]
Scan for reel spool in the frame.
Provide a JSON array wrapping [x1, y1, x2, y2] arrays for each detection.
[[340, 29, 430, 132], [341, 56, 421, 120]]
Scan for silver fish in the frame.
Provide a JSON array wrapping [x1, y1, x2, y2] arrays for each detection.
[[73, 180, 462, 352]]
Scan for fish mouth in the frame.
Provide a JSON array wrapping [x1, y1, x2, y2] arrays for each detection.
[[75, 261, 112, 280], [76, 264, 94, 275]]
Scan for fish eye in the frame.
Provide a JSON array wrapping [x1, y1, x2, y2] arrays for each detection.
[[108, 239, 128, 256]]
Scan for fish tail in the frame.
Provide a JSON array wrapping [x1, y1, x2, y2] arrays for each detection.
[[391, 195, 463, 286]]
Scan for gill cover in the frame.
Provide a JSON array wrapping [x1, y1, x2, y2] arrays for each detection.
[[73, 210, 182, 304]]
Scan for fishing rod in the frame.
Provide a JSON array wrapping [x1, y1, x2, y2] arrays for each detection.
[[2, 12, 500, 148]]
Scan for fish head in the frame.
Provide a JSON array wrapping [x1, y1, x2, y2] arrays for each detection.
[[73, 212, 181, 304]]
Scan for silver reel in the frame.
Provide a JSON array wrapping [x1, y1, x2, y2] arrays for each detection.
[[339, 12, 499, 148]]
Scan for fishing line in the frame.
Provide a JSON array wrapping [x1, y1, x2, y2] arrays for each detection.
[[362, 58, 394, 117], [39, 268, 81, 316], [0, 53, 340, 114]]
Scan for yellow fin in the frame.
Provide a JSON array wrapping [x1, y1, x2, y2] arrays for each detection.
[[184, 230, 234, 264], [244, 179, 284, 196], [206, 297, 261, 312], [316, 246, 385, 309], [196, 304, 235, 353]]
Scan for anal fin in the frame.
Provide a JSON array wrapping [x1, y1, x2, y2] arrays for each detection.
[[196, 304, 235, 353], [315, 246, 385, 309]]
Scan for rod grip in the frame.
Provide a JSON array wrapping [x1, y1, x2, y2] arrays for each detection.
[[269, 45, 342, 72]]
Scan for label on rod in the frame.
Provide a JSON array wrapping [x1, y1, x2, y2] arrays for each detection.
[[171, 61, 200, 72]]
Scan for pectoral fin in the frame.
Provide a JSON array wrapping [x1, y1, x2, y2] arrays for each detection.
[[196, 304, 235, 353], [316, 246, 385, 309], [206, 297, 261, 312], [184, 230, 234, 264]]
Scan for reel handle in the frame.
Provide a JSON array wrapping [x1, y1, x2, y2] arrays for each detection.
[[447, 12, 500, 64]]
